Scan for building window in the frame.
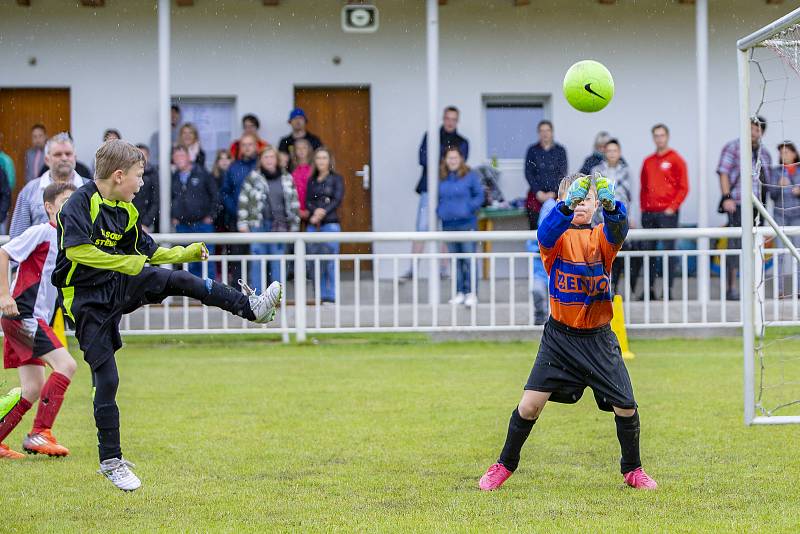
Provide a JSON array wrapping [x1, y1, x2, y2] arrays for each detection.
[[172, 97, 236, 161], [484, 98, 547, 161]]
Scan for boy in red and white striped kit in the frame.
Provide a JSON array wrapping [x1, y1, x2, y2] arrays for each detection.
[[0, 182, 78, 459]]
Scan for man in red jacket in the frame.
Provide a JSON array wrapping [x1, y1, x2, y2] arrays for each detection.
[[639, 124, 689, 300]]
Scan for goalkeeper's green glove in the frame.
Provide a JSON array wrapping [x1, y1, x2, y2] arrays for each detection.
[[564, 175, 592, 210], [594, 175, 617, 212]]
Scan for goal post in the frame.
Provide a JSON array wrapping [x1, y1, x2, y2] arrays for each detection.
[[738, 7, 800, 426]]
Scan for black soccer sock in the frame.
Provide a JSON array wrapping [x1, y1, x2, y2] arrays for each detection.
[[165, 270, 255, 321], [202, 280, 255, 321], [93, 357, 122, 462], [497, 407, 537, 472], [95, 403, 122, 462], [164, 269, 210, 300], [615, 410, 642, 474]]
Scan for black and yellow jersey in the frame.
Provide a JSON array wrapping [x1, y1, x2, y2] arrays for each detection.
[[52, 181, 158, 288]]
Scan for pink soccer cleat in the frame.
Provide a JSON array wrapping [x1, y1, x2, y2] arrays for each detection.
[[623, 467, 658, 490], [478, 462, 513, 491]]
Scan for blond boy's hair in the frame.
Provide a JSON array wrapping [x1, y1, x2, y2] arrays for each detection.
[[94, 139, 145, 181], [557, 173, 596, 200]]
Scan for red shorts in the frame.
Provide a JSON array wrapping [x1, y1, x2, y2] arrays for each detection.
[[2, 316, 63, 369]]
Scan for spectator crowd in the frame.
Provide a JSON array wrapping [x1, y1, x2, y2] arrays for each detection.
[[0, 106, 791, 309]]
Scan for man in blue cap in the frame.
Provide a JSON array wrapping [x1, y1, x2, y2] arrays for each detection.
[[278, 108, 323, 163]]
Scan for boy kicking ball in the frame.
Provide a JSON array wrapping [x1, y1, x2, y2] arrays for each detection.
[[0, 183, 78, 459], [478, 174, 657, 491], [52, 140, 282, 491]]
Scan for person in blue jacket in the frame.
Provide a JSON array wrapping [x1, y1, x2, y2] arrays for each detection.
[[219, 133, 259, 282], [438, 147, 484, 307]]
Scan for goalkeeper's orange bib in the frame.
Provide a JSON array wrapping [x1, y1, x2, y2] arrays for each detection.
[[540, 224, 621, 330]]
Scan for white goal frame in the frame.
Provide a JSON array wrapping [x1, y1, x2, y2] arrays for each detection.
[[739, 6, 800, 425]]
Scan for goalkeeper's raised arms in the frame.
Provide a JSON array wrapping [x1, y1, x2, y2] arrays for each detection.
[[594, 175, 616, 212]]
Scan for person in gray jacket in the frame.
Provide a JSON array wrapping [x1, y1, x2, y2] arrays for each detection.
[[591, 139, 641, 296]]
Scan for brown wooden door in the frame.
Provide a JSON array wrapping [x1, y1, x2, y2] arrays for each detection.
[[0, 88, 71, 215], [294, 87, 372, 258]]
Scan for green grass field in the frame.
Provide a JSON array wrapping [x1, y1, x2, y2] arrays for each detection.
[[3, 334, 800, 533]]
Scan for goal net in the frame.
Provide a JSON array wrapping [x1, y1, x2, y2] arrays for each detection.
[[739, 7, 800, 425]]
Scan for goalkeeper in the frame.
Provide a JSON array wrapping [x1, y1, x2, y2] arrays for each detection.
[[478, 173, 657, 491]]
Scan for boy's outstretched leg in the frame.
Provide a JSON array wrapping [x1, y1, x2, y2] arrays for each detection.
[[160, 269, 282, 324], [613, 407, 657, 490], [23, 348, 76, 457], [479, 390, 550, 491]]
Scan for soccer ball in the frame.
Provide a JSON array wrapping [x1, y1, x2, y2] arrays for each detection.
[[563, 60, 614, 113]]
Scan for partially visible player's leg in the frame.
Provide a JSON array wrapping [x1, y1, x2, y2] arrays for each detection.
[[612, 406, 657, 490], [142, 268, 281, 324], [0, 386, 21, 421], [479, 389, 551, 491], [499, 390, 550, 469], [0, 364, 44, 459], [480, 320, 589, 491], [23, 346, 76, 456], [18, 363, 46, 404]]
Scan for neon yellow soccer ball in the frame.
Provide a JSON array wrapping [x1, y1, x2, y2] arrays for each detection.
[[563, 60, 614, 113]]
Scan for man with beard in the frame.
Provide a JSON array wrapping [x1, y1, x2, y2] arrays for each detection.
[[10, 133, 89, 239]]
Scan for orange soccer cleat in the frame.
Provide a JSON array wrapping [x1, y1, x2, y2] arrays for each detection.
[[22, 429, 69, 457], [0, 442, 25, 459]]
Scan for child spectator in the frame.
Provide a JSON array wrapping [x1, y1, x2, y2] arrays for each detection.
[[211, 149, 233, 190], [767, 141, 800, 294], [291, 138, 314, 222], [211, 149, 233, 236], [229, 114, 268, 160], [171, 146, 218, 279], [591, 139, 641, 295]]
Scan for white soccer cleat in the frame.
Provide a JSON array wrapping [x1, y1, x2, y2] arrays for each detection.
[[98, 457, 141, 492], [240, 280, 283, 323]]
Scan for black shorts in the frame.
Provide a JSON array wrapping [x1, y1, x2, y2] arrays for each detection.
[[64, 266, 174, 370], [525, 318, 636, 412]]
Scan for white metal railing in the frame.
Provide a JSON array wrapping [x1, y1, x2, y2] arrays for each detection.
[[83, 226, 800, 341], [1, 227, 790, 340]]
